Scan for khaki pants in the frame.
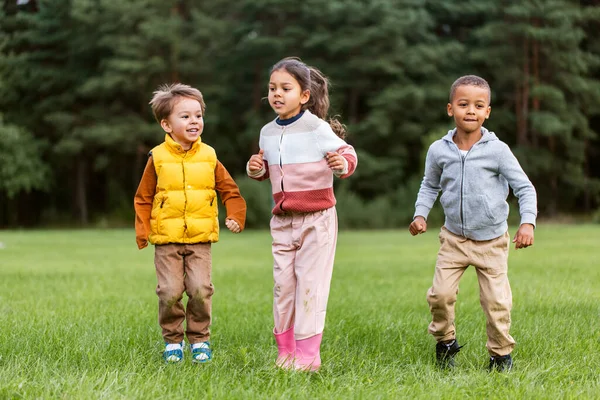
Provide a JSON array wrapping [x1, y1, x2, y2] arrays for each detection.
[[154, 243, 214, 344], [427, 227, 515, 356], [270, 207, 338, 340]]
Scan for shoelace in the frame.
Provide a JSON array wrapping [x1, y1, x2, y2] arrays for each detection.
[[440, 340, 465, 355]]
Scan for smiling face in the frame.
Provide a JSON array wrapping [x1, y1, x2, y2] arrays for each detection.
[[447, 85, 491, 135], [160, 97, 204, 150], [268, 69, 310, 120]]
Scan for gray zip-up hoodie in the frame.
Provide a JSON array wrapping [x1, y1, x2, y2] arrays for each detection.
[[414, 127, 537, 241]]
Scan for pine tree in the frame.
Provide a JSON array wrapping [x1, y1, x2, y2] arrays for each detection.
[[472, 1, 600, 214]]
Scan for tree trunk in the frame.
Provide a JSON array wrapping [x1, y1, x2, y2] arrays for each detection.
[[348, 88, 359, 124], [547, 136, 558, 216], [250, 62, 263, 152], [76, 157, 88, 225], [253, 62, 263, 112], [516, 37, 530, 146], [0, 194, 14, 227], [583, 138, 590, 212], [170, 5, 180, 83], [531, 28, 540, 149]]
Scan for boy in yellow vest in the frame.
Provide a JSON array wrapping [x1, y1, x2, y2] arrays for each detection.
[[134, 83, 246, 363]]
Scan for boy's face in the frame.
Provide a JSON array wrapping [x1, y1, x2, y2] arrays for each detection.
[[268, 69, 310, 120], [447, 85, 491, 135], [160, 97, 204, 150]]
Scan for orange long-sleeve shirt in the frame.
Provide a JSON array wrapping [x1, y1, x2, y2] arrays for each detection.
[[134, 156, 246, 249]]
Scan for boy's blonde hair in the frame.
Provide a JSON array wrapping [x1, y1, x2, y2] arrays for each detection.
[[449, 75, 491, 103], [149, 83, 206, 123]]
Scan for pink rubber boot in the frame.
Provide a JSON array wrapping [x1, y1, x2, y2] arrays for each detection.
[[273, 327, 295, 369], [294, 333, 322, 372]]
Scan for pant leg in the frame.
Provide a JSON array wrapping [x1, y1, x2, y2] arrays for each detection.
[[471, 232, 515, 356], [427, 227, 470, 342], [271, 214, 297, 333], [293, 208, 338, 340], [154, 244, 186, 343], [182, 243, 214, 344]]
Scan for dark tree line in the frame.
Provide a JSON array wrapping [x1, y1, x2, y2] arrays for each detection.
[[1, 0, 599, 228]]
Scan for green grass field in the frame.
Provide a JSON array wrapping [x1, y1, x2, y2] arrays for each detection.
[[0, 225, 598, 399]]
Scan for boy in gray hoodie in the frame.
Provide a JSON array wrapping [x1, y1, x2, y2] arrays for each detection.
[[409, 75, 537, 372]]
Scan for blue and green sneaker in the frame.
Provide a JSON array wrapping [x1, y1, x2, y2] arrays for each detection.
[[163, 341, 184, 363], [190, 341, 212, 363]]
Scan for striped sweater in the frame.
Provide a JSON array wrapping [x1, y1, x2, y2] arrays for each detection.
[[248, 110, 357, 214]]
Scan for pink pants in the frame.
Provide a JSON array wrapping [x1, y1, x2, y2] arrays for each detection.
[[270, 207, 338, 339]]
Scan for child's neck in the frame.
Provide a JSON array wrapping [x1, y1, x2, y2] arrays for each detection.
[[168, 134, 193, 151], [276, 110, 305, 126], [453, 128, 482, 151]]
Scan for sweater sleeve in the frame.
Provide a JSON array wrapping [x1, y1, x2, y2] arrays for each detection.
[[246, 159, 270, 180], [316, 123, 358, 178], [215, 160, 247, 230], [498, 145, 538, 226], [414, 145, 442, 220], [247, 133, 270, 181], [134, 156, 156, 249]]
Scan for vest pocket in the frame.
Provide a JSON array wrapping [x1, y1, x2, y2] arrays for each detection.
[[197, 192, 216, 218], [156, 198, 165, 234], [151, 194, 167, 236]]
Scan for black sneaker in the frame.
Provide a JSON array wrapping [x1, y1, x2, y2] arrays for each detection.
[[489, 354, 513, 372], [435, 339, 462, 368]]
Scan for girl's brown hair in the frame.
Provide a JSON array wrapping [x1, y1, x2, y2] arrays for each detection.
[[270, 57, 347, 139]]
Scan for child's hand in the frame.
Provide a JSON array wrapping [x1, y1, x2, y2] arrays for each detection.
[[326, 152, 345, 172], [225, 218, 241, 234], [409, 216, 427, 236], [248, 149, 265, 172], [512, 223, 534, 249]]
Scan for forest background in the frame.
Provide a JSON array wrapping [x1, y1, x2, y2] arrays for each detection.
[[1, 0, 600, 229]]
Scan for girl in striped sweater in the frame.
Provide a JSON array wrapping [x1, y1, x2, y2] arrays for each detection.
[[247, 57, 358, 371]]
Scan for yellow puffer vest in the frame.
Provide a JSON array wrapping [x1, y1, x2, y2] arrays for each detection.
[[149, 134, 219, 244]]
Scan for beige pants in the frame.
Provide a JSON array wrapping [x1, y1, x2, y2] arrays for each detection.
[[154, 243, 214, 344], [270, 207, 338, 340], [427, 227, 515, 356]]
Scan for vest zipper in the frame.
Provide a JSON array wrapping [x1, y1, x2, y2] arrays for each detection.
[[182, 152, 188, 236]]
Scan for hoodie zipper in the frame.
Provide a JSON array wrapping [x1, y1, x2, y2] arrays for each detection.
[[448, 128, 489, 237], [457, 145, 476, 237], [459, 149, 466, 237]]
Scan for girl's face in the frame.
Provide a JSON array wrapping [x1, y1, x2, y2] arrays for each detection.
[[268, 69, 310, 120], [160, 97, 204, 150]]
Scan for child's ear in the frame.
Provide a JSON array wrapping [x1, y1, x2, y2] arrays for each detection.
[[485, 106, 491, 119], [300, 89, 310, 105], [160, 119, 172, 133], [447, 103, 453, 117]]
